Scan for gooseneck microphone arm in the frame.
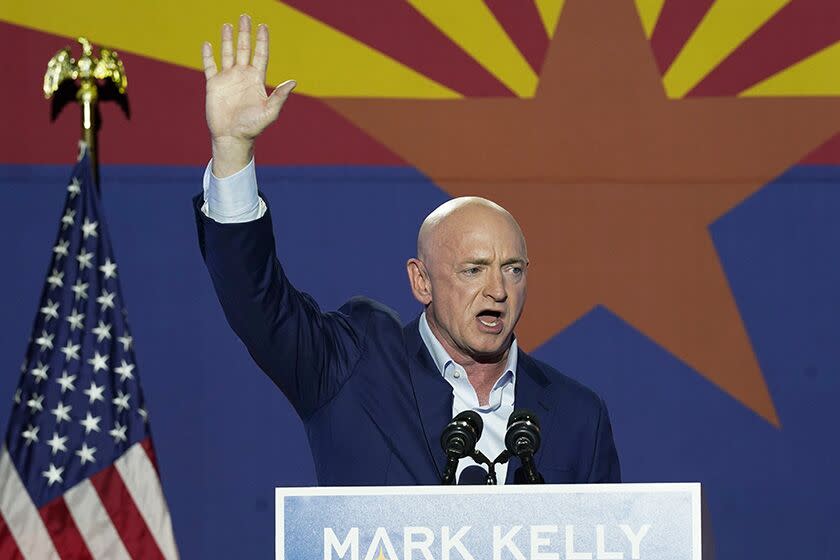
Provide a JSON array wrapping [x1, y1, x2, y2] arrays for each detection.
[[440, 411, 484, 485]]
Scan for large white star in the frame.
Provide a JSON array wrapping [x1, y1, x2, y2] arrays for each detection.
[[88, 351, 109, 373], [40, 300, 60, 321], [42, 463, 64, 486], [56, 371, 77, 393], [50, 401, 72, 424], [76, 249, 94, 270], [46, 269, 64, 290], [53, 239, 69, 258], [71, 279, 89, 301], [114, 360, 135, 382], [112, 390, 131, 412], [26, 393, 44, 413], [82, 218, 98, 240], [99, 259, 118, 279], [67, 177, 81, 198], [96, 290, 116, 312], [60, 341, 81, 361], [83, 381, 105, 404], [91, 321, 112, 342], [61, 209, 76, 230], [75, 442, 97, 465], [80, 412, 101, 435], [66, 310, 85, 332], [46, 432, 68, 455], [118, 334, 133, 351], [30, 361, 49, 383], [109, 422, 128, 443], [21, 424, 39, 445]]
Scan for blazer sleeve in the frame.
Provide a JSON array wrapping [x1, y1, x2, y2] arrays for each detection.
[[586, 398, 622, 483], [194, 194, 367, 419]]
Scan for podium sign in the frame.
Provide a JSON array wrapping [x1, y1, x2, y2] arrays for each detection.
[[276, 483, 701, 560]]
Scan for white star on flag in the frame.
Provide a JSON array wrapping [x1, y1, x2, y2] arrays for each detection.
[[46, 269, 64, 289], [118, 334, 133, 351], [75, 442, 97, 465], [99, 258, 118, 279], [112, 390, 131, 412], [61, 208, 76, 230], [40, 300, 60, 321], [83, 381, 105, 404], [66, 309, 85, 331], [115, 360, 135, 381], [42, 463, 65, 486], [80, 412, 101, 435], [60, 341, 81, 361], [76, 249, 94, 270], [92, 321, 112, 342], [88, 351, 109, 373], [67, 177, 81, 198], [56, 371, 77, 393], [46, 432, 68, 455], [30, 362, 49, 383], [22, 424, 39, 445], [26, 393, 44, 413], [71, 279, 89, 300], [97, 289, 116, 311], [35, 331, 55, 351], [50, 401, 72, 424], [109, 422, 128, 443], [81, 218, 98, 239], [53, 239, 70, 258]]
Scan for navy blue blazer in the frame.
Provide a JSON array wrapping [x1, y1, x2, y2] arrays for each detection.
[[195, 197, 620, 485]]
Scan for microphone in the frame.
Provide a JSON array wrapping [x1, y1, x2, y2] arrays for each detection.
[[505, 409, 544, 484], [440, 411, 483, 485]]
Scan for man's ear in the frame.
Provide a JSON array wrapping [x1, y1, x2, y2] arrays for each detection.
[[406, 258, 432, 305]]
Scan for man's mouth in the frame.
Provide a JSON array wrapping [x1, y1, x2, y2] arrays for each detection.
[[476, 310, 503, 330]]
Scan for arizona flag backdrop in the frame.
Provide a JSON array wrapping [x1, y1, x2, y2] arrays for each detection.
[[2, 1, 839, 558]]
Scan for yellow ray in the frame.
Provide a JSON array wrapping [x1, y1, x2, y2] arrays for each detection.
[[742, 40, 840, 96], [408, 0, 538, 97], [663, 0, 791, 99], [534, 0, 566, 37], [635, 0, 666, 38], [0, 0, 457, 99]]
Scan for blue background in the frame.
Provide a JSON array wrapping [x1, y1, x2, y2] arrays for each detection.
[[1, 163, 838, 558]]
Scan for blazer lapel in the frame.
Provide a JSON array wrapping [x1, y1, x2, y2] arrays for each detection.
[[404, 317, 453, 481], [505, 351, 561, 484]]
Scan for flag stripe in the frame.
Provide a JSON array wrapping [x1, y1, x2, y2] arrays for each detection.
[[115, 442, 179, 560], [0, 447, 59, 559], [39, 497, 93, 560], [0, 515, 24, 560], [90, 459, 166, 560], [64, 478, 132, 560]]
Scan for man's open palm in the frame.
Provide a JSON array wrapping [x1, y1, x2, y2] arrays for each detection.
[[202, 14, 295, 145]]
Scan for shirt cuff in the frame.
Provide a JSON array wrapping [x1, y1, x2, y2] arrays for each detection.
[[201, 157, 267, 223]]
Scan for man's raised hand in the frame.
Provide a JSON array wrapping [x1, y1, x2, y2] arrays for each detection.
[[202, 14, 296, 177]]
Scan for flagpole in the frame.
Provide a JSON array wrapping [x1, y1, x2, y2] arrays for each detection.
[[43, 37, 128, 189]]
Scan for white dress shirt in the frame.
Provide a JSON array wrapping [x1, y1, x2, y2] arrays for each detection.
[[204, 159, 519, 484]]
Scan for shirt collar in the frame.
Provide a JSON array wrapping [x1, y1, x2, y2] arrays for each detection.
[[418, 311, 518, 381]]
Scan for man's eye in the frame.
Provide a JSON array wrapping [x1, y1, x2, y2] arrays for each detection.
[[464, 267, 481, 275]]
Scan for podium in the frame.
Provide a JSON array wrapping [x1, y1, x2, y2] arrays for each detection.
[[276, 483, 703, 559]]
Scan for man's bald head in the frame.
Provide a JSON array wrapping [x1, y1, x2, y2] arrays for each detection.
[[407, 196, 529, 366], [416, 196, 527, 263]]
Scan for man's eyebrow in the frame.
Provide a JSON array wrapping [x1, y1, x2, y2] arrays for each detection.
[[462, 257, 527, 266]]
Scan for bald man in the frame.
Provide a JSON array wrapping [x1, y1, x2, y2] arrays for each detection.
[[194, 16, 620, 485]]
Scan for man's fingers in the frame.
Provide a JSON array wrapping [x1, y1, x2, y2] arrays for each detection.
[[235, 14, 251, 66], [220, 23, 234, 69], [253, 24, 269, 75], [266, 80, 297, 118], [202, 42, 218, 80]]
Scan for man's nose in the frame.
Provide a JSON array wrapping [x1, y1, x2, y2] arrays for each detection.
[[483, 269, 507, 301]]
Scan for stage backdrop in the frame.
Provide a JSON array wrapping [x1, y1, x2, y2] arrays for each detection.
[[2, 1, 840, 558]]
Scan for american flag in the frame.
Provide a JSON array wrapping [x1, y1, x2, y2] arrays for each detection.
[[0, 146, 178, 559]]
